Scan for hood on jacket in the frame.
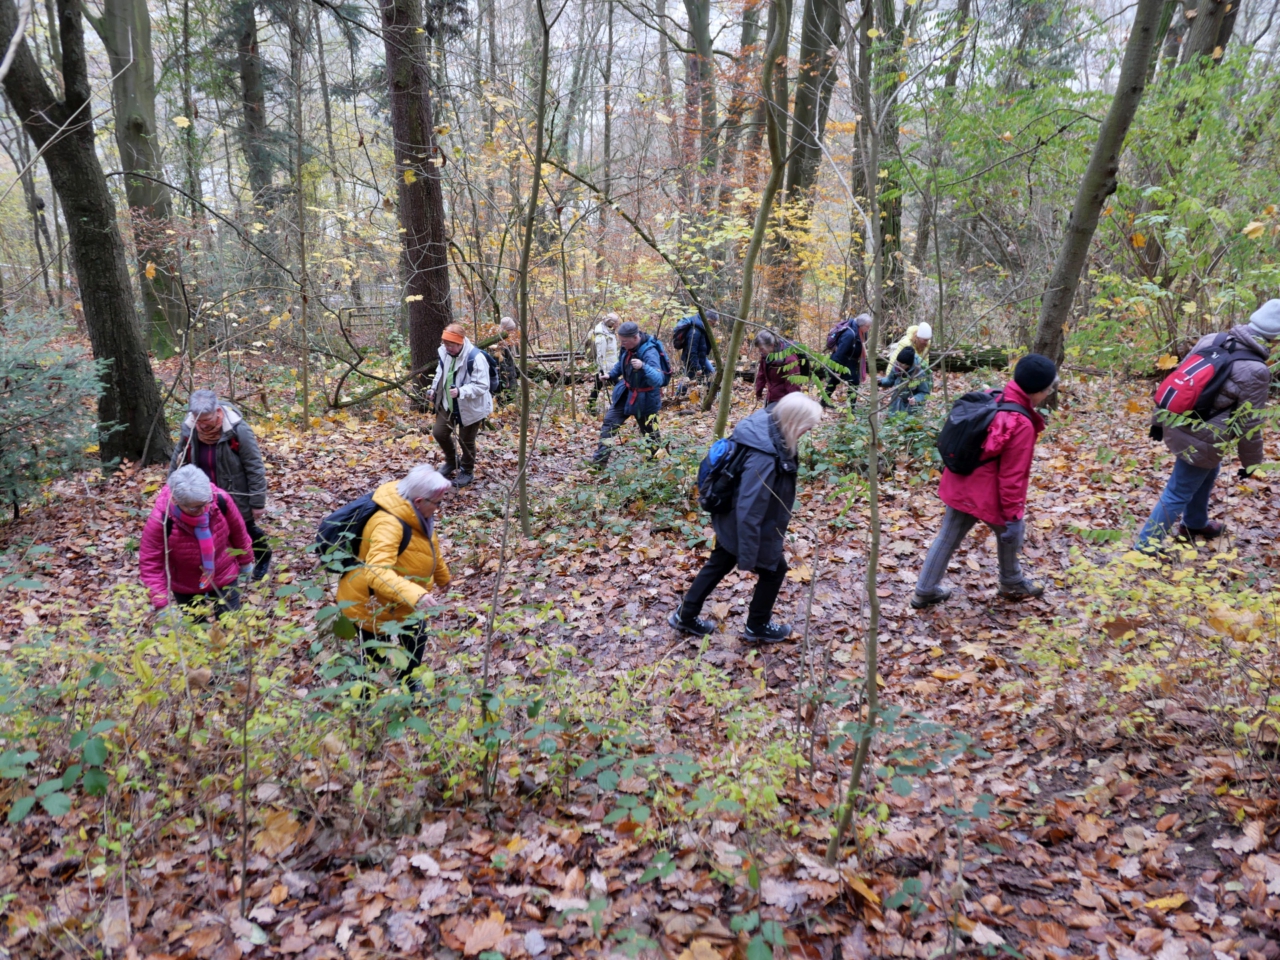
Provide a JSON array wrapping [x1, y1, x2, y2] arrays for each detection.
[[372, 480, 425, 536], [182, 403, 244, 434], [1223, 324, 1272, 361], [731, 409, 796, 467]]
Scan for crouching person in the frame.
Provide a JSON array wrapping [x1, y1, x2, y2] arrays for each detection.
[[336, 466, 452, 686], [669, 394, 824, 643], [912, 355, 1058, 608], [140, 465, 254, 619]]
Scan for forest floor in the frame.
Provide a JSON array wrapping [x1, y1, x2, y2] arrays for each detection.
[[3, 370, 1280, 960]]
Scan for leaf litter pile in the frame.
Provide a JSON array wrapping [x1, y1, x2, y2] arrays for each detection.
[[3, 375, 1280, 960]]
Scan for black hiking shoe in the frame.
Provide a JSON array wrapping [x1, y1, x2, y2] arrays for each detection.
[[668, 608, 715, 636], [743, 620, 792, 644], [911, 585, 952, 609], [251, 555, 272, 583], [997, 579, 1044, 601], [454, 470, 474, 488], [439, 463, 457, 480]]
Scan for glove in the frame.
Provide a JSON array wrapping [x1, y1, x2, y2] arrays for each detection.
[[997, 518, 1024, 544], [1149, 424, 1164, 442]]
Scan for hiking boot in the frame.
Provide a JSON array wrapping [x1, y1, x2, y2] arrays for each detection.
[[1177, 520, 1224, 541], [998, 579, 1045, 602], [453, 471, 474, 488], [743, 620, 793, 644], [439, 463, 457, 480], [911, 585, 952, 609], [668, 608, 715, 636], [251, 555, 272, 583]]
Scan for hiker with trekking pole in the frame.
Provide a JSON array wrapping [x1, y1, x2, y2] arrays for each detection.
[[427, 323, 496, 488], [1136, 300, 1280, 551]]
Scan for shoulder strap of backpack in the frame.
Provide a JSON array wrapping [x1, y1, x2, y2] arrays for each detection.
[[995, 401, 1033, 418], [370, 504, 414, 558]]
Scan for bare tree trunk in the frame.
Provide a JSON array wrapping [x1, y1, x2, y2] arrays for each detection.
[[312, 4, 361, 304], [181, 0, 202, 217], [683, 0, 718, 200], [0, 0, 171, 464], [517, 0, 557, 536], [1181, 0, 1241, 65], [89, 0, 188, 357], [711, 0, 792, 435], [382, 0, 454, 399], [597, 0, 613, 270], [1031, 0, 1166, 362]]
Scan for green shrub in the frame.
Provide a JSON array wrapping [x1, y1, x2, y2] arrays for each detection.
[[0, 313, 107, 515]]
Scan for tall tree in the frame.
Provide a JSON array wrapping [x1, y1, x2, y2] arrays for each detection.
[[0, 0, 171, 464], [89, 0, 189, 356], [1031, 0, 1167, 362], [683, 0, 717, 197], [382, 0, 454, 397]]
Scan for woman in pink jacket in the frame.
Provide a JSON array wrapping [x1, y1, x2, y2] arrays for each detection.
[[140, 464, 254, 619], [912, 355, 1059, 608]]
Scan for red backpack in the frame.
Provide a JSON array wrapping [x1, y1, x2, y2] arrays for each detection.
[[1153, 334, 1253, 418]]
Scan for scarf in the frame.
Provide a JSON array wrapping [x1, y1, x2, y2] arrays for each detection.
[[170, 500, 217, 591]]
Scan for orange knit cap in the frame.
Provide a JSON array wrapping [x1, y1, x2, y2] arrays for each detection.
[[442, 326, 465, 344]]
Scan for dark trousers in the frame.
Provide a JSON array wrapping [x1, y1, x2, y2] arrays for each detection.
[[680, 544, 787, 629], [245, 515, 272, 568], [588, 374, 607, 410], [174, 586, 242, 622], [358, 624, 427, 677], [433, 409, 482, 472], [593, 402, 660, 465]]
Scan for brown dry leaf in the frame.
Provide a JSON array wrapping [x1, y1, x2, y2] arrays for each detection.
[[464, 911, 507, 956], [387, 913, 427, 952], [1036, 920, 1069, 947], [844, 874, 880, 905], [1155, 813, 1181, 833], [970, 922, 1004, 946], [1076, 815, 1110, 843], [186, 667, 213, 690], [99, 900, 129, 951], [253, 808, 300, 857], [677, 939, 722, 960]]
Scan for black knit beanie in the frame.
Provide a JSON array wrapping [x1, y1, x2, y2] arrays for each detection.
[[897, 346, 916, 367], [1014, 354, 1057, 393]]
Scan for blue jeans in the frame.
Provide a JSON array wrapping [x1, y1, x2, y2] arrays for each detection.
[[1136, 459, 1219, 547]]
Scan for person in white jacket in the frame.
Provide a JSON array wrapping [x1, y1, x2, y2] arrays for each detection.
[[587, 313, 620, 412], [427, 323, 493, 487]]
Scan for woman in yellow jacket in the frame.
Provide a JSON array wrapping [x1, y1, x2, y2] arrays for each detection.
[[887, 322, 932, 368], [337, 466, 452, 682]]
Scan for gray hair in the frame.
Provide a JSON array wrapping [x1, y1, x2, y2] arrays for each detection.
[[189, 390, 220, 416], [772, 393, 823, 456], [169, 464, 213, 507], [500, 316, 518, 332], [855, 313, 873, 328], [753, 330, 782, 351], [617, 321, 640, 339], [397, 465, 452, 502], [604, 312, 621, 329]]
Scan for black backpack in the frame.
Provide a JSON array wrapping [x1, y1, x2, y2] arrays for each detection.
[[936, 391, 1031, 475], [695, 437, 753, 514], [465, 347, 498, 394], [314, 493, 412, 573]]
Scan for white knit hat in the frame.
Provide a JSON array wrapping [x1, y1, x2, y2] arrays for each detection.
[[916, 322, 933, 340], [1246, 299, 1280, 342]]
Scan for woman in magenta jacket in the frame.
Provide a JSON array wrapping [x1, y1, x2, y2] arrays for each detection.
[[140, 465, 254, 619], [912, 355, 1058, 608], [753, 330, 804, 406]]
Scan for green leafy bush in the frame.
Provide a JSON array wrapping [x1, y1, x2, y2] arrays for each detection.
[[0, 313, 107, 515]]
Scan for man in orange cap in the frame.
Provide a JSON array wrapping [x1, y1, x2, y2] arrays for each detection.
[[427, 323, 493, 487]]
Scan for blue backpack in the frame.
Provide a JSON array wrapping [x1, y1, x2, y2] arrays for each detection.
[[695, 438, 751, 514]]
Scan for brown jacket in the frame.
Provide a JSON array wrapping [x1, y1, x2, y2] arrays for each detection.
[[1162, 325, 1272, 469]]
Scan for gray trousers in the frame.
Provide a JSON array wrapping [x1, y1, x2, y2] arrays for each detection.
[[914, 506, 1024, 596]]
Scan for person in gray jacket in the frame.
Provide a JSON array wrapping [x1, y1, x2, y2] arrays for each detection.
[[1137, 299, 1280, 549], [668, 393, 823, 643], [170, 390, 271, 580]]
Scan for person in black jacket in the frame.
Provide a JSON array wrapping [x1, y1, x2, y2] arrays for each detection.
[[170, 390, 271, 581], [829, 314, 871, 408], [668, 393, 823, 643]]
